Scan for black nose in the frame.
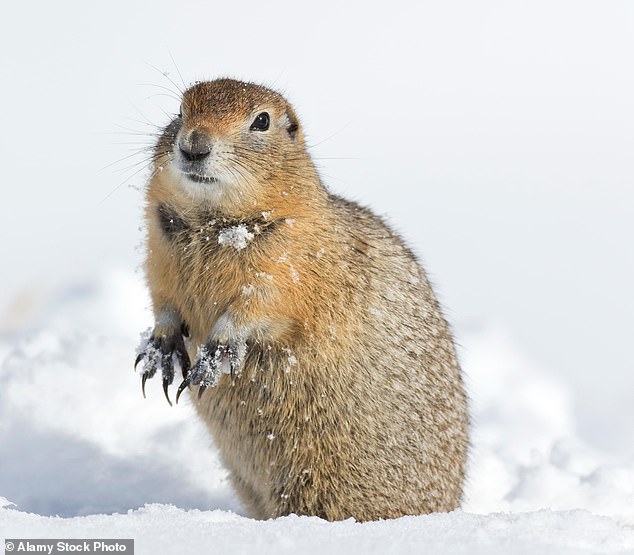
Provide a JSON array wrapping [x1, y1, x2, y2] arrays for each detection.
[[179, 130, 211, 162]]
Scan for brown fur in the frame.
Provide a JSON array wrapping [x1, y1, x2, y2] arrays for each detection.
[[140, 78, 468, 521]]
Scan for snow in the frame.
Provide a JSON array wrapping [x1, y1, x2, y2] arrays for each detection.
[[289, 263, 300, 284], [0, 271, 633, 554], [191, 344, 224, 386], [2, 506, 633, 555], [134, 327, 160, 379], [217, 225, 254, 250], [190, 338, 247, 386], [462, 329, 634, 524], [1, 0, 632, 551]]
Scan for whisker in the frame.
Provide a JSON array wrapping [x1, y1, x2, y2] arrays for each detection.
[[144, 62, 184, 95], [306, 121, 354, 149], [137, 82, 182, 96], [102, 141, 159, 146], [229, 159, 251, 184], [100, 148, 156, 172], [112, 123, 162, 137], [99, 154, 172, 205], [168, 50, 187, 90], [108, 152, 167, 175], [142, 92, 182, 103], [312, 156, 365, 161], [123, 117, 160, 129], [270, 69, 286, 88], [126, 99, 165, 131], [94, 129, 162, 138]]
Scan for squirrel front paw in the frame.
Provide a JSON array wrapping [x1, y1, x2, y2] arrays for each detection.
[[176, 338, 246, 403], [135, 326, 190, 406]]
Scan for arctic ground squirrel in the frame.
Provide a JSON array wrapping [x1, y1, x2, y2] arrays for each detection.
[[135, 78, 468, 521]]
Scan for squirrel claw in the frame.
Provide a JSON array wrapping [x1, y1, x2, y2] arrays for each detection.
[[134, 352, 145, 370], [175, 378, 189, 404], [141, 373, 149, 398], [163, 377, 173, 406], [135, 328, 190, 405]]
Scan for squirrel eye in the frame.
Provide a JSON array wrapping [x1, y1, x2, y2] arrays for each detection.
[[250, 112, 270, 131]]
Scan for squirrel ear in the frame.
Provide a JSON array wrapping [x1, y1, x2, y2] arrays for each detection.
[[285, 109, 299, 142]]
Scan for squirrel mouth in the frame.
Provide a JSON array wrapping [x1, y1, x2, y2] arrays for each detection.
[[185, 173, 218, 184]]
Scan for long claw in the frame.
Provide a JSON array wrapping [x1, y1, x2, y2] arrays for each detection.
[[198, 385, 207, 399], [135, 327, 189, 403], [135, 352, 145, 370], [176, 379, 189, 404], [163, 378, 173, 406], [176, 350, 191, 380]]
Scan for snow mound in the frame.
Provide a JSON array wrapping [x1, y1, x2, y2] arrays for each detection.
[[2, 505, 633, 555], [0, 270, 239, 518], [463, 329, 634, 526], [0, 270, 633, 552]]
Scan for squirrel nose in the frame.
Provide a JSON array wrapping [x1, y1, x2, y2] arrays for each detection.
[[179, 130, 211, 162]]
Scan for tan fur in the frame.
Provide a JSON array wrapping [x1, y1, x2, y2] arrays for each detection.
[[140, 78, 469, 521]]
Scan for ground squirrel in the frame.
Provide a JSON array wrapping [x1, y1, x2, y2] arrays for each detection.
[[135, 78, 469, 521]]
